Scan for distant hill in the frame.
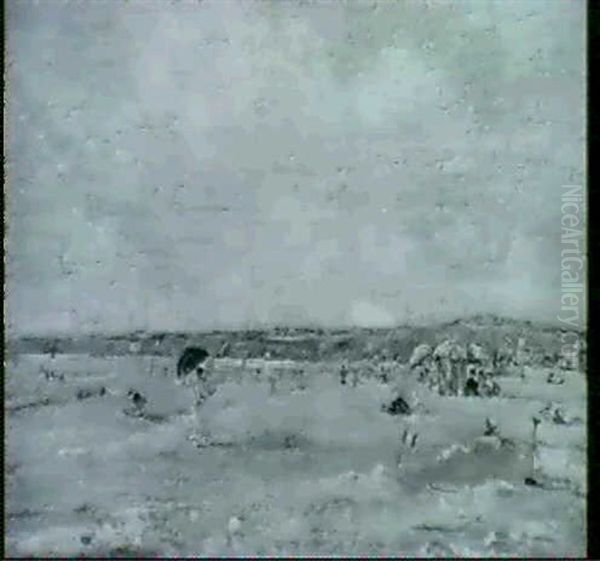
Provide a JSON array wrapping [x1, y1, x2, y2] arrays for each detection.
[[5, 314, 585, 367]]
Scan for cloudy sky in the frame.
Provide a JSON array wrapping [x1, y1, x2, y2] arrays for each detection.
[[6, 0, 585, 335]]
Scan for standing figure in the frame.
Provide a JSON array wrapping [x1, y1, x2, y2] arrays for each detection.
[[176, 346, 215, 407], [193, 357, 216, 406], [295, 367, 307, 391], [525, 416, 541, 485], [562, 336, 581, 371], [268, 368, 277, 395], [515, 337, 528, 378], [484, 417, 499, 437], [351, 365, 360, 387], [340, 362, 348, 386], [466, 342, 491, 394], [428, 358, 441, 393], [396, 427, 419, 469], [449, 359, 462, 395], [409, 343, 436, 389], [464, 364, 479, 396], [432, 340, 466, 396], [379, 363, 389, 384]]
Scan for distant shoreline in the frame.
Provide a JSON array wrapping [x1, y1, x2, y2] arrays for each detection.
[[5, 314, 586, 364]]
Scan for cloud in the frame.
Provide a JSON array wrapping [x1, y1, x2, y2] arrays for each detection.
[[5, 0, 585, 334], [350, 301, 395, 328]]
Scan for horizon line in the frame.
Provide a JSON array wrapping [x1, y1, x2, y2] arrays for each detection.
[[5, 313, 586, 340]]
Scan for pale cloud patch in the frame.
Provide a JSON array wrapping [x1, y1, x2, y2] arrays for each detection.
[[350, 301, 395, 328]]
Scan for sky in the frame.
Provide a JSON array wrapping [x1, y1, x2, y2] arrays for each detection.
[[5, 0, 585, 335]]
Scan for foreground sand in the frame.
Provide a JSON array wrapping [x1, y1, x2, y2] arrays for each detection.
[[5, 354, 586, 557]]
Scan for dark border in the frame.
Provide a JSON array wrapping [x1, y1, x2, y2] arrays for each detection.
[[587, 2, 598, 560]]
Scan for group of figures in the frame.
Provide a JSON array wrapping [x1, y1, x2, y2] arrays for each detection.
[[408, 340, 502, 397], [174, 335, 583, 408], [338, 360, 395, 387]]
